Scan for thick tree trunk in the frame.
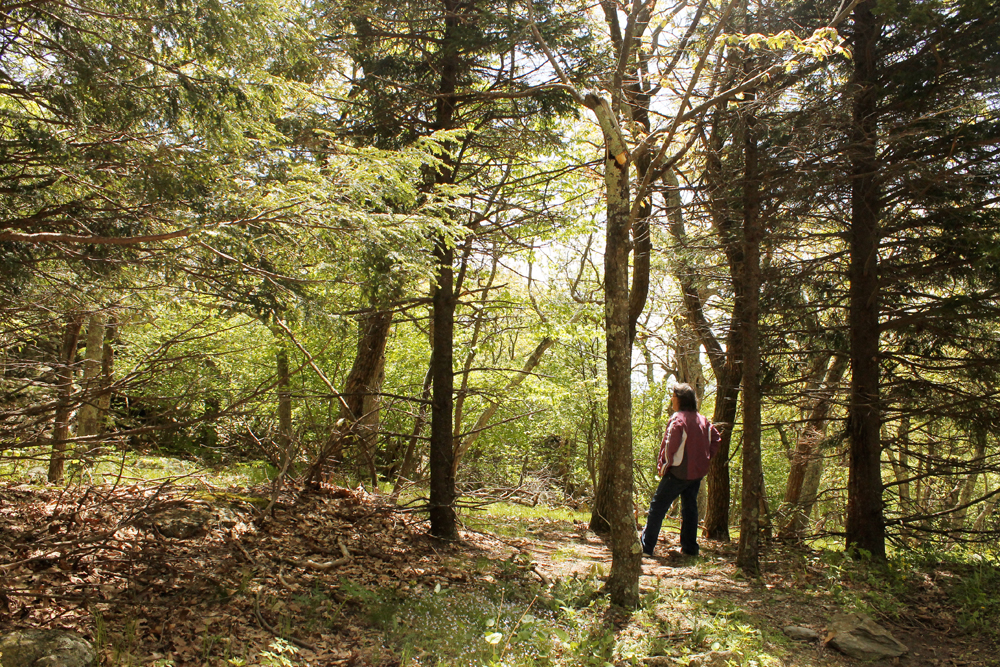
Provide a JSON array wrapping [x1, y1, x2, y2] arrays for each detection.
[[429, 238, 458, 539], [673, 316, 706, 403], [587, 92, 641, 607], [48, 312, 84, 483], [736, 97, 762, 575], [425, 0, 462, 540], [590, 438, 614, 533], [359, 351, 385, 489], [592, 75, 653, 538], [846, 0, 886, 560], [669, 113, 746, 542]]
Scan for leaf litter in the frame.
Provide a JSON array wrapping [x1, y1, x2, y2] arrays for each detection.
[[1, 481, 997, 667]]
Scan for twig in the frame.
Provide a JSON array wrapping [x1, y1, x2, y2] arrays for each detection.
[[276, 569, 299, 592], [253, 588, 316, 651], [229, 531, 255, 564], [284, 539, 351, 571]]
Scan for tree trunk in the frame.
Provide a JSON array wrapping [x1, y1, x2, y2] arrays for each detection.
[[779, 353, 848, 539], [308, 310, 393, 484], [76, 311, 107, 442], [393, 365, 433, 497], [48, 312, 84, 483], [276, 344, 293, 474], [950, 430, 987, 533], [736, 93, 762, 576], [429, 237, 458, 539], [587, 91, 641, 607], [359, 350, 385, 489], [96, 316, 116, 432], [673, 316, 706, 403], [425, 0, 463, 540], [846, 0, 886, 560], [668, 119, 745, 542]]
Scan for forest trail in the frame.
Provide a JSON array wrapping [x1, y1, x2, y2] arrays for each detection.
[[513, 520, 994, 667], [0, 482, 995, 667]]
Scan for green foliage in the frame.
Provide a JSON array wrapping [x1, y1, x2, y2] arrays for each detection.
[[258, 639, 300, 667]]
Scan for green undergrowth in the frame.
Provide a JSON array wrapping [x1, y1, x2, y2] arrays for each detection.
[[0, 447, 279, 488], [773, 542, 1000, 642], [460, 502, 590, 538], [335, 555, 785, 667]]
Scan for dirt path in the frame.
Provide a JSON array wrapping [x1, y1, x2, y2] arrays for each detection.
[[505, 520, 997, 667]]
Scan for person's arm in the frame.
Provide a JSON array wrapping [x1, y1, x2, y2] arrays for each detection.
[[659, 415, 684, 475]]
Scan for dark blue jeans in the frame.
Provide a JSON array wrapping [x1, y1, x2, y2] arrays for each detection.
[[641, 474, 702, 556]]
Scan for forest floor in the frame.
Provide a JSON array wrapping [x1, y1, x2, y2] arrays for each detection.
[[0, 478, 997, 667]]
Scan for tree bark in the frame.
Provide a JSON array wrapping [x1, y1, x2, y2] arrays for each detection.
[[425, 0, 464, 540], [48, 312, 84, 483], [736, 92, 762, 576], [429, 237, 458, 539], [846, 0, 886, 560], [587, 91, 641, 607], [669, 106, 747, 542]]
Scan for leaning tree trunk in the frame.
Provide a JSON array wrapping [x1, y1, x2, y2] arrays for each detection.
[[846, 0, 886, 560], [308, 310, 393, 484], [669, 108, 747, 542], [48, 312, 84, 483], [779, 353, 847, 539]]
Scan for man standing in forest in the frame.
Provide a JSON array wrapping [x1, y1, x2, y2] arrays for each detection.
[[640, 383, 721, 557]]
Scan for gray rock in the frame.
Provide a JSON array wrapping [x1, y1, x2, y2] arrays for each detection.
[[783, 626, 821, 641], [825, 613, 908, 660], [151, 507, 213, 539], [214, 504, 243, 529], [0, 629, 97, 667]]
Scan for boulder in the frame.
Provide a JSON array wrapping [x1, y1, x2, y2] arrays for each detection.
[[824, 613, 908, 660], [783, 626, 821, 641], [150, 506, 214, 539], [0, 629, 97, 667]]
